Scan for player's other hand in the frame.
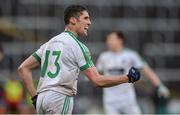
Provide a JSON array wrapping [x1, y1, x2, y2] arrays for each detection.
[[157, 85, 170, 99], [127, 67, 140, 83], [32, 95, 38, 109]]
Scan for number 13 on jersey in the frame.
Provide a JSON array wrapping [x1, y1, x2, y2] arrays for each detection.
[[41, 50, 61, 78]]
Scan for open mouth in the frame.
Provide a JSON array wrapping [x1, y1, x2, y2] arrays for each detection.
[[84, 27, 88, 31]]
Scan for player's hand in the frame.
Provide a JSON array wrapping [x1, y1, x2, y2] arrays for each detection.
[[127, 67, 140, 83], [31, 95, 38, 109], [157, 85, 170, 98]]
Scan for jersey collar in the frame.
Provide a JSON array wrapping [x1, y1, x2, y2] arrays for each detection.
[[64, 30, 78, 40]]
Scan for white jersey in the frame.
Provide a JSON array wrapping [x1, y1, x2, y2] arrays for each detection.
[[32, 31, 94, 96], [97, 49, 146, 104]]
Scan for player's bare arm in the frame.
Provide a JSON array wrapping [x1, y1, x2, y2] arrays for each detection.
[[83, 67, 129, 87], [83, 66, 140, 87], [142, 65, 161, 86], [17, 55, 39, 97], [142, 65, 170, 97]]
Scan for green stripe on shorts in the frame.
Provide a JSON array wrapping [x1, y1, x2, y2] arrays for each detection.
[[61, 96, 70, 114], [65, 97, 70, 114]]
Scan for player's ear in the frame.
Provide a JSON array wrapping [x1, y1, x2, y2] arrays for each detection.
[[69, 17, 77, 25]]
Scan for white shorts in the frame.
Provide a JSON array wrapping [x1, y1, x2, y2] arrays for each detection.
[[104, 100, 141, 114], [36, 90, 73, 114]]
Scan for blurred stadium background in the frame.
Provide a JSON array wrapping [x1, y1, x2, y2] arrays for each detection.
[[0, 0, 180, 114]]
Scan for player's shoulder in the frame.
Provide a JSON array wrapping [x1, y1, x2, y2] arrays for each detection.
[[98, 51, 112, 60], [99, 51, 111, 56], [123, 48, 139, 56], [50, 32, 78, 46], [51, 32, 70, 41]]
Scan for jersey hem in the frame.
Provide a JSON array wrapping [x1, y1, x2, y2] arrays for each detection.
[[37, 88, 75, 97]]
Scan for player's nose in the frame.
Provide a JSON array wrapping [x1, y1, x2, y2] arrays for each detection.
[[87, 19, 91, 26]]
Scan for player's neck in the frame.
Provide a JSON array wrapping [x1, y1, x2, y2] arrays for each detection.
[[112, 48, 123, 53], [65, 26, 78, 38]]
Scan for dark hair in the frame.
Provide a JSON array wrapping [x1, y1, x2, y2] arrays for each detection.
[[64, 5, 88, 25], [108, 31, 126, 44]]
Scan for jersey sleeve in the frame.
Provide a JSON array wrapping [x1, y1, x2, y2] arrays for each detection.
[[131, 51, 147, 69], [32, 43, 46, 63], [74, 43, 94, 71]]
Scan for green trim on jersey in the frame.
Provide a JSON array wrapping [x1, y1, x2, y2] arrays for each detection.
[[79, 44, 94, 70], [65, 30, 94, 71], [32, 52, 41, 62]]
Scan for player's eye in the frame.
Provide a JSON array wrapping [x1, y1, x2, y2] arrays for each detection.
[[84, 16, 89, 20]]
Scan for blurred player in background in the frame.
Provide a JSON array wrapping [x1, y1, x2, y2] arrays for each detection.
[[4, 77, 23, 113], [17, 5, 140, 114], [96, 31, 170, 114]]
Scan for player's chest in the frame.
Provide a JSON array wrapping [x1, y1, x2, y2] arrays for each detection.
[[104, 55, 134, 69]]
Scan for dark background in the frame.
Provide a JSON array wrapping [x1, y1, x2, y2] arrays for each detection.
[[0, 0, 180, 114]]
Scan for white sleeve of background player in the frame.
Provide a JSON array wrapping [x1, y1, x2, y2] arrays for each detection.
[[73, 44, 94, 71], [96, 54, 105, 72], [32, 43, 46, 63], [131, 51, 147, 69]]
